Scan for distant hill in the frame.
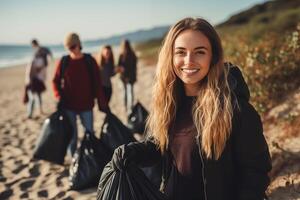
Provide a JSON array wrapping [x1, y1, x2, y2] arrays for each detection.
[[218, 0, 300, 27], [135, 0, 300, 65], [216, 0, 300, 39], [83, 25, 170, 47]]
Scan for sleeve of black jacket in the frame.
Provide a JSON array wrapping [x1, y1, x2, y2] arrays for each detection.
[[125, 140, 162, 168], [233, 100, 272, 200]]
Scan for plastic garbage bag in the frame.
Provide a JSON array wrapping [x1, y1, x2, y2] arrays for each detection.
[[127, 102, 148, 134], [140, 162, 162, 190], [33, 110, 72, 165], [99, 113, 161, 190], [100, 112, 136, 152], [69, 132, 111, 190], [97, 161, 166, 200]]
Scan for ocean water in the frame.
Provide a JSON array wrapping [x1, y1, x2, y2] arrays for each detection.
[[0, 42, 108, 68]]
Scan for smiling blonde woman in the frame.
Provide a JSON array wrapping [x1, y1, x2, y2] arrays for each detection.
[[111, 17, 272, 200]]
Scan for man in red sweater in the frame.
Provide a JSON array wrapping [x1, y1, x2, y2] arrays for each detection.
[[52, 32, 109, 155]]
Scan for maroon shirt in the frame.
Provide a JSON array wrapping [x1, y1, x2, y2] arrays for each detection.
[[52, 55, 108, 112]]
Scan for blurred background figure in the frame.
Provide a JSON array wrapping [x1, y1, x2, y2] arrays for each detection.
[[99, 45, 116, 103], [31, 39, 53, 71], [24, 39, 53, 119], [52, 33, 109, 156], [117, 39, 137, 114]]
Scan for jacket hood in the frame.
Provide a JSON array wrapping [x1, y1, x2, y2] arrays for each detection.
[[226, 62, 250, 102]]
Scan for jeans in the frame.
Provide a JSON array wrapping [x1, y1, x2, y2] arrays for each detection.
[[65, 109, 94, 156], [123, 82, 134, 113], [27, 91, 42, 118]]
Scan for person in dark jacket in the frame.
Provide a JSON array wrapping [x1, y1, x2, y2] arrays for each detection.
[[111, 18, 272, 200], [52, 33, 110, 156], [117, 39, 137, 113], [99, 45, 116, 102]]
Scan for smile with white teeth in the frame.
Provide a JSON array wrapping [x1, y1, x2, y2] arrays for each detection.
[[181, 68, 200, 74]]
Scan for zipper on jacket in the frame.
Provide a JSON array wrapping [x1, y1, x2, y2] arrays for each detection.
[[196, 136, 208, 200]]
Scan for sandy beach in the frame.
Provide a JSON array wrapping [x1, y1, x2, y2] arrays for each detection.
[[0, 59, 156, 199], [0, 58, 299, 199]]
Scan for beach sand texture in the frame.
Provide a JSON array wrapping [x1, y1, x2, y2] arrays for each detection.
[[0, 60, 155, 199]]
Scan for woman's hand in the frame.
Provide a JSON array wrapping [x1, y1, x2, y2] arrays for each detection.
[[116, 66, 125, 73]]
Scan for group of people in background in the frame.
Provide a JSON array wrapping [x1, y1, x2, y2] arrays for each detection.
[[25, 34, 137, 116], [25, 33, 138, 156], [98, 40, 137, 111]]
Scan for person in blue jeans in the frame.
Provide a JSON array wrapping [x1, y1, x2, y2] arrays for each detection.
[[117, 39, 137, 114], [64, 110, 93, 154], [53, 33, 109, 155]]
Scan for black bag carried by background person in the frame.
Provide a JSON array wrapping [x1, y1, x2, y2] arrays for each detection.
[[100, 112, 136, 152], [69, 131, 111, 190], [33, 110, 72, 165], [97, 161, 166, 200], [127, 102, 148, 134]]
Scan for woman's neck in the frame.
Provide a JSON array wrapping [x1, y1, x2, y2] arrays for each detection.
[[184, 84, 200, 96]]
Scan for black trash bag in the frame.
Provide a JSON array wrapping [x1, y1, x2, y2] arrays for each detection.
[[100, 113, 136, 152], [127, 102, 149, 134], [100, 113, 161, 189], [140, 161, 162, 190], [97, 161, 166, 200], [69, 132, 112, 190], [33, 110, 73, 165]]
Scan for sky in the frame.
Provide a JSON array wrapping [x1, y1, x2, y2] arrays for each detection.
[[0, 0, 266, 45]]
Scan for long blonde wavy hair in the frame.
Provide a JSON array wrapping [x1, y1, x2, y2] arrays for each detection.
[[146, 17, 233, 160]]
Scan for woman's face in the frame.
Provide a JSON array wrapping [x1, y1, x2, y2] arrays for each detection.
[[173, 29, 212, 95], [103, 48, 111, 59]]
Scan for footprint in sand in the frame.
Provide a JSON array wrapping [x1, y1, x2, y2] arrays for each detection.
[[41, 178, 48, 185], [57, 168, 69, 179], [12, 164, 27, 174], [0, 188, 13, 199], [2, 129, 10, 135], [55, 191, 66, 199], [37, 189, 48, 198], [2, 141, 11, 146], [0, 176, 7, 182], [19, 179, 35, 191], [28, 163, 41, 177], [5, 178, 22, 188], [19, 192, 29, 199], [56, 178, 64, 187], [14, 159, 23, 165]]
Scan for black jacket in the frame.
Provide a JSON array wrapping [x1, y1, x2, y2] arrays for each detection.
[[118, 54, 137, 84], [124, 63, 272, 200]]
